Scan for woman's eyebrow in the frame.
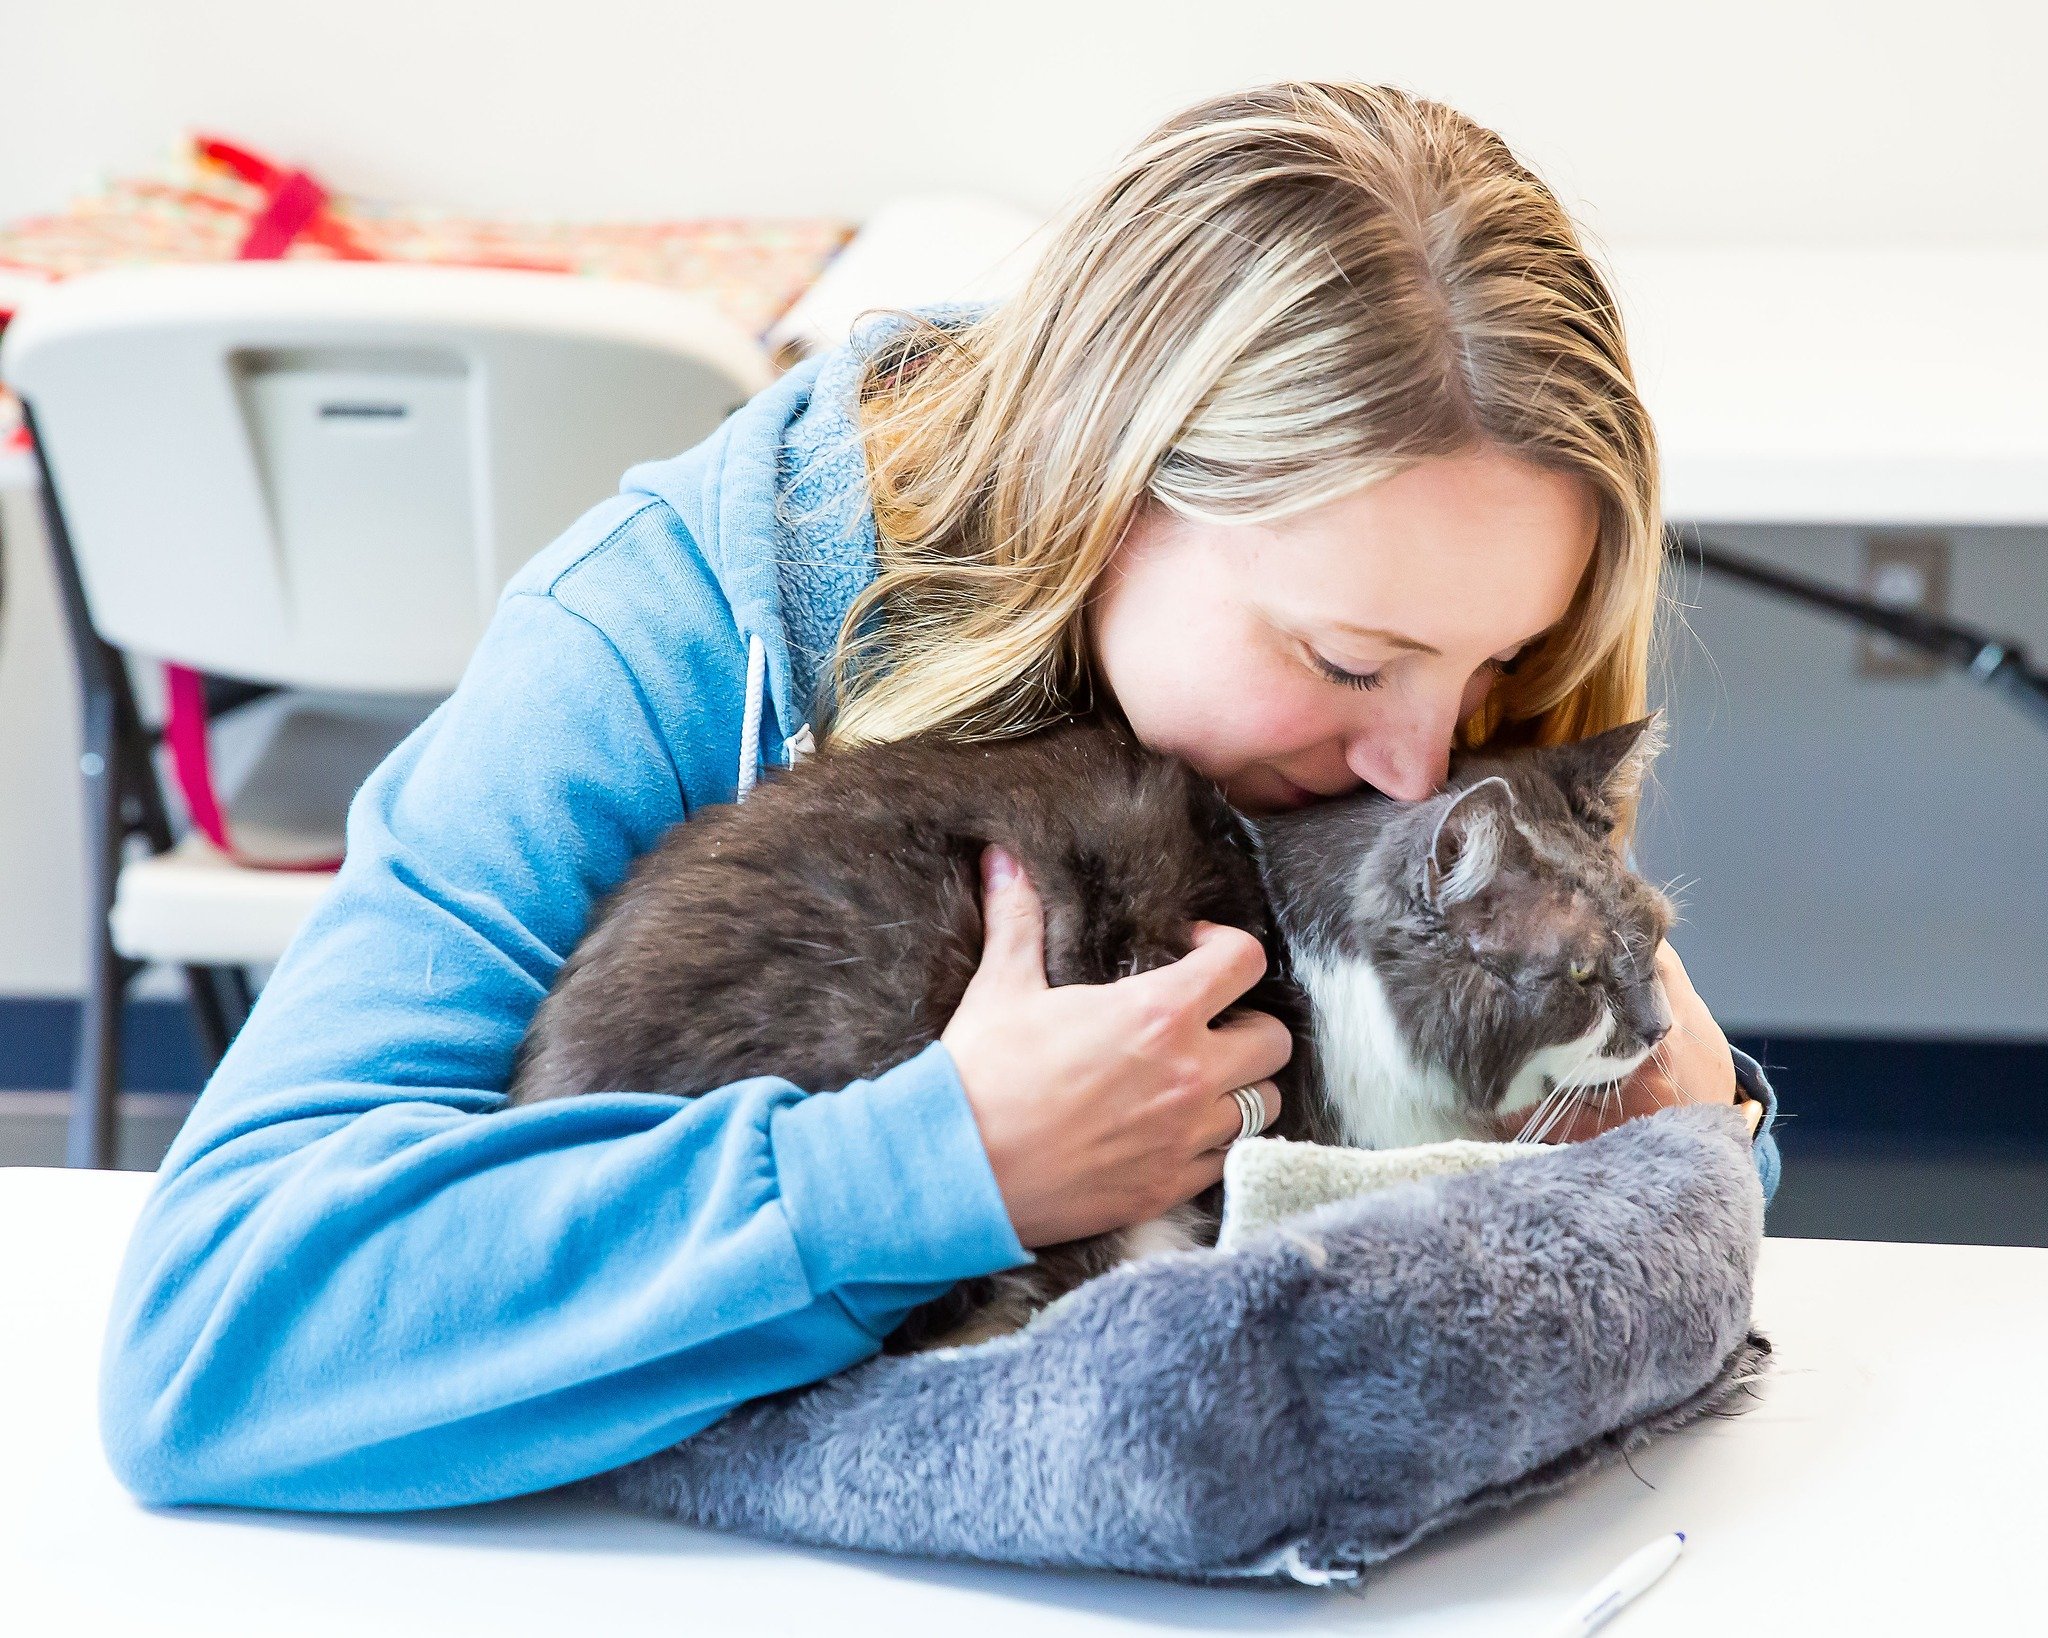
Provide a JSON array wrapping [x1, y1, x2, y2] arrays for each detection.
[[1320, 616, 1564, 657], [1323, 620, 1439, 656]]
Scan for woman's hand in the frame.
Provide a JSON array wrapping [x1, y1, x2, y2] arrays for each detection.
[[1533, 941, 1740, 1144], [940, 844, 1292, 1249]]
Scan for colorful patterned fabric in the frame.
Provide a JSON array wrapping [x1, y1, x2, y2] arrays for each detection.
[[0, 136, 854, 457]]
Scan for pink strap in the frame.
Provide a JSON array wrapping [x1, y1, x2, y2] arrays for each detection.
[[159, 138, 360, 873], [162, 665, 342, 873], [162, 664, 229, 852]]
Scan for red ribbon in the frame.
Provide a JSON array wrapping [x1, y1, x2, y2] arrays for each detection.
[[195, 136, 378, 262]]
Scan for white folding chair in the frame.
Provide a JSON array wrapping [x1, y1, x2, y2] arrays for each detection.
[[0, 261, 772, 1164]]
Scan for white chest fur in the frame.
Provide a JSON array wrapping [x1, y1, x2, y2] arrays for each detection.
[[1498, 1009, 1624, 1117], [1292, 948, 1472, 1148], [1295, 946, 1654, 1148]]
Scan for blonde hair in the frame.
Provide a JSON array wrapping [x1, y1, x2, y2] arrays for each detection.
[[822, 81, 1665, 828]]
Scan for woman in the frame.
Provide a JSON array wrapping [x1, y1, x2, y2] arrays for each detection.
[[99, 81, 1779, 1510]]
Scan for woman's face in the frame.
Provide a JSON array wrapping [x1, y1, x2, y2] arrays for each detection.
[[1086, 445, 1601, 816]]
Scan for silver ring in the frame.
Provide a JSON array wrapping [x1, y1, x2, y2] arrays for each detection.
[[1230, 1084, 1266, 1144]]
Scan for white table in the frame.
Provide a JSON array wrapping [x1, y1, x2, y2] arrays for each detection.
[[3, 1166, 2042, 1636]]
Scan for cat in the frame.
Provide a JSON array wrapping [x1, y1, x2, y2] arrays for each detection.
[[1250, 711, 1677, 1151], [508, 712, 1675, 1349], [509, 724, 1317, 1350]]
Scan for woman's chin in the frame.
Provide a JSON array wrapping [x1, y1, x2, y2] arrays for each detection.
[[1225, 777, 1313, 815]]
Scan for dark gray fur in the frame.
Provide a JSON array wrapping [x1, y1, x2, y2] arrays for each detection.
[[509, 715, 1675, 1345], [595, 1104, 1768, 1584], [507, 724, 1322, 1350]]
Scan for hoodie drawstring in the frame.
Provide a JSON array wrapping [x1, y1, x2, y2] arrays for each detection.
[[736, 632, 767, 801]]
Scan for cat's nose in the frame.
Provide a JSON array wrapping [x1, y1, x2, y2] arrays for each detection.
[[1629, 987, 1674, 1048]]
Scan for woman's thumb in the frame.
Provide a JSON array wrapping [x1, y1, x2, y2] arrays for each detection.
[[974, 844, 1047, 989]]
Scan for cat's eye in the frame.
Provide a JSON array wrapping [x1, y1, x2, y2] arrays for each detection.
[[1567, 958, 1596, 984]]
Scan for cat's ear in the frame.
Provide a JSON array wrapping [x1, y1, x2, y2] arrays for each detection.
[[1549, 710, 1667, 833], [1424, 776, 1517, 908]]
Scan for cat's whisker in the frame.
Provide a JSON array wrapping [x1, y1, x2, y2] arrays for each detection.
[[1513, 1082, 1572, 1145], [1564, 1072, 1630, 1138], [1638, 1043, 1687, 1109], [1526, 1086, 1585, 1146], [1511, 1075, 1572, 1145], [1514, 1043, 1603, 1143], [1658, 873, 1699, 906], [1515, 1023, 1615, 1145], [1518, 1088, 1573, 1146], [1531, 1015, 1638, 1146], [1667, 1015, 1714, 1050], [1544, 1084, 1601, 1145]]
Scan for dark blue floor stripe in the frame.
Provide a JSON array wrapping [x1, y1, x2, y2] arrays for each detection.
[[1732, 1033, 2048, 1155], [0, 998, 209, 1094]]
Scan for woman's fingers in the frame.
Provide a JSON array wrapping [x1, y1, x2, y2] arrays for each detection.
[[969, 844, 1049, 992], [941, 894, 1297, 1246], [1123, 920, 1270, 1021], [1170, 1147, 1231, 1206], [1204, 1008, 1295, 1094]]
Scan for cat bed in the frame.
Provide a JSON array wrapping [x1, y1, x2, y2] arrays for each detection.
[[595, 1104, 1769, 1586]]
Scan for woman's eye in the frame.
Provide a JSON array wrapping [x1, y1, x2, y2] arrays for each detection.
[[1311, 654, 1386, 692]]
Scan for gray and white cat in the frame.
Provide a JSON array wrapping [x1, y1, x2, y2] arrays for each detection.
[[1249, 710, 1675, 1151], [508, 712, 1675, 1347]]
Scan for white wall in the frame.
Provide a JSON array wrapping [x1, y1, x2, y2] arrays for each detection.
[[5, 0, 2043, 243], [3, 1, 2045, 1024]]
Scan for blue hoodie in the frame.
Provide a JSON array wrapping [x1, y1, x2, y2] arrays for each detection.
[[98, 320, 1782, 1513]]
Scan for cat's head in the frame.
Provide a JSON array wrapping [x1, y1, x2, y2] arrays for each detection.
[[1250, 713, 1677, 1147]]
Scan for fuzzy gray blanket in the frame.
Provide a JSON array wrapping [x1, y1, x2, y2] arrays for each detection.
[[596, 1105, 1768, 1585]]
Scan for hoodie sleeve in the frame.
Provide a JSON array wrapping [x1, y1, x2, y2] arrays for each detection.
[[1732, 1045, 1783, 1206], [98, 574, 1030, 1514]]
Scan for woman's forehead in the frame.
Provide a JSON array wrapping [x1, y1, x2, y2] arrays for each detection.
[[1242, 496, 1593, 649]]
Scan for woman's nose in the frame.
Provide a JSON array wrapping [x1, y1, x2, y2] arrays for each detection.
[[1346, 701, 1459, 802]]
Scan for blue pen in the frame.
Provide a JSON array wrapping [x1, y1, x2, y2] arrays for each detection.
[[1541, 1532, 1686, 1637]]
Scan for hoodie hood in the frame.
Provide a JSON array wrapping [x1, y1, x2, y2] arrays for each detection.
[[619, 305, 985, 789]]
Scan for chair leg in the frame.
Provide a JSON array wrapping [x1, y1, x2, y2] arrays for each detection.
[[70, 931, 129, 1171], [179, 963, 252, 1067], [181, 966, 234, 1065], [70, 697, 130, 1170], [222, 965, 256, 1028], [34, 404, 154, 1169]]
